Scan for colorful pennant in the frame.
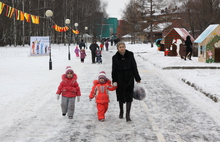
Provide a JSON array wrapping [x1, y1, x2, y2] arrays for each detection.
[[0, 2, 5, 14], [72, 30, 79, 34], [0, 2, 80, 33], [52, 25, 70, 32]]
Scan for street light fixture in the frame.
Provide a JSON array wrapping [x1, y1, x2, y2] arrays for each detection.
[[74, 23, 78, 28], [85, 26, 88, 49], [65, 19, 71, 60], [45, 10, 53, 70], [74, 23, 78, 44]]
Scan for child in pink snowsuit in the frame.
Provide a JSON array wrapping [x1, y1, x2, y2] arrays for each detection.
[[80, 49, 86, 63], [74, 46, 79, 57]]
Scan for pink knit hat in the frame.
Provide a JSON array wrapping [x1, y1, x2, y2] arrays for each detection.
[[98, 71, 107, 83], [65, 66, 74, 74]]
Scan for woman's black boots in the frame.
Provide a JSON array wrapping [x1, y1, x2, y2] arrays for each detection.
[[119, 102, 123, 119], [126, 102, 132, 122], [119, 101, 132, 122]]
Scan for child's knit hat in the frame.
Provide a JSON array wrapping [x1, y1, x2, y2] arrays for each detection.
[[98, 71, 107, 83], [66, 66, 74, 74]]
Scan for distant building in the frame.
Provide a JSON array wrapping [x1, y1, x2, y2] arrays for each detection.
[[95, 17, 118, 39]]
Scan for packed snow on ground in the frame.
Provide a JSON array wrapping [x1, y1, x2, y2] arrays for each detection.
[[0, 42, 220, 142]]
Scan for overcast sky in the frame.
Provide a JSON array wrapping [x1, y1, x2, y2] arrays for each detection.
[[101, 0, 129, 20]]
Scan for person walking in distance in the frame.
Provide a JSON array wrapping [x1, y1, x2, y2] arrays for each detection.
[[74, 46, 80, 57], [80, 49, 86, 63], [111, 41, 141, 122], [184, 35, 193, 60], [105, 40, 109, 51], [79, 39, 86, 50], [89, 40, 99, 64]]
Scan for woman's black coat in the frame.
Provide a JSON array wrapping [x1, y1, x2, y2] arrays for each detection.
[[112, 50, 141, 103], [185, 36, 192, 52]]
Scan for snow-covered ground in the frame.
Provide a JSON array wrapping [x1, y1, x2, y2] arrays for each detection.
[[0, 42, 220, 142]]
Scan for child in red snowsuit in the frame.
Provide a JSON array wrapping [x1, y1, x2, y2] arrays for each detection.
[[56, 66, 81, 119], [89, 71, 117, 122]]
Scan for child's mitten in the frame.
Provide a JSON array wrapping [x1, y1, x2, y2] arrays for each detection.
[[77, 96, 80, 102], [57, 94, 60, 100], [113, 82, 117, 87]]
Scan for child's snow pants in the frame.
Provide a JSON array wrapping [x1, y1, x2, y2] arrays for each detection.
[[61, 96, 76, 117], [96, 103, 108, 120]]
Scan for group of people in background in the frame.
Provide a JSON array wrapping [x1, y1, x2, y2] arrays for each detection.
[[74, 40, 87, 63], [56, 41, 141, 122], [74, 38, 119, 64], [89, 38, 120, 64], [100, 39, 109, 51]]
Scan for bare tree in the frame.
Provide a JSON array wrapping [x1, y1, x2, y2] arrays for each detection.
[[0, 0, 107, 46], [122, 0, 146, 43], [180, 0, 220, 37]]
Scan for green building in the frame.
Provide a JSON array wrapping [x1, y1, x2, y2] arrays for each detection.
[[96, 17, 118, 39]]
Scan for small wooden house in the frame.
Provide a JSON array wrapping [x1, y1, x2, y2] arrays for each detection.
[[194, 24, 220, 63], [164, 28, 194, 56]]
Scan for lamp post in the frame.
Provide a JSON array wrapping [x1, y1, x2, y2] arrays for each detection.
[[65, 19, 71, 60], [150, 0, 153, 48], [45, 10, 53, 70], [85, 26, 88, 49], [74, 23, 78, 44]]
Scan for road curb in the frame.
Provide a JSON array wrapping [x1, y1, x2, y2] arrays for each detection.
[[163, 66, 220, 69], [181, 78, 218, 102]]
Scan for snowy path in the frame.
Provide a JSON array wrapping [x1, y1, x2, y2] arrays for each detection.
[[137, 55, 220, 142], [0, 45, 220, 142]]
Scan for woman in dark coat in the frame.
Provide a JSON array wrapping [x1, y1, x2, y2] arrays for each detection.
[[184, 35, 193, 60], [111, 41, 141, 122]]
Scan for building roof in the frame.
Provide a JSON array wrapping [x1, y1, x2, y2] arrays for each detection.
[[165, 28, 194, 41], [144, 22, 172, 32], [194, 24, 219, 43], [122, 34, 133, 38]]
